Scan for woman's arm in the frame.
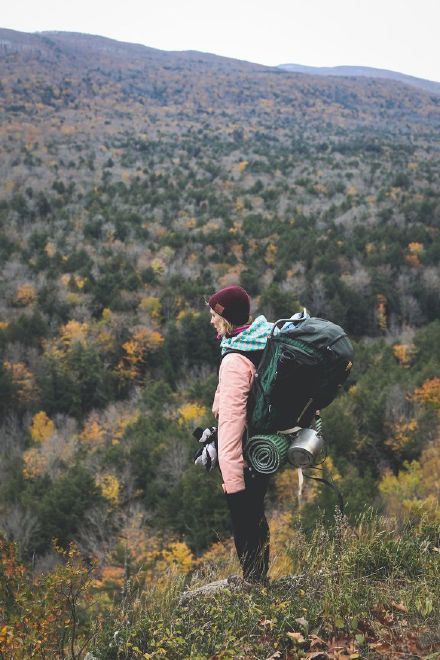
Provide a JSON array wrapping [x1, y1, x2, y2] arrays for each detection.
[[217, 353, 255, 493]]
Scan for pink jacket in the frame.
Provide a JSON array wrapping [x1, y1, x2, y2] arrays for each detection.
[[212, 353, 256, 494]]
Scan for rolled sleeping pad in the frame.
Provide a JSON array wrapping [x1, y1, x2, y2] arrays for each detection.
[[244, 434, 290, 474]]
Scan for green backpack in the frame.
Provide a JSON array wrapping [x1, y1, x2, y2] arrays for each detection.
[[247, 317, 354, 435]]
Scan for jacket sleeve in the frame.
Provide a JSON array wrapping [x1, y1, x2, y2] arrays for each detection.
[[212, 382, 220, 419], [217, 353, 256, 494]]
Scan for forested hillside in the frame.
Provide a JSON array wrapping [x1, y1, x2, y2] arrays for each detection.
[[0, 28, 439, 658]]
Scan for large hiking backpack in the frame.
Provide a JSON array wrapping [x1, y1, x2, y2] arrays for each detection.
[[247, 317, 354, 435]]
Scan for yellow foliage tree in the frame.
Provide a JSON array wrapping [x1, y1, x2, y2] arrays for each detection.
[[392, 343, 415, 367], [150, 258, 165, 274], [66, 292, 80, 305], [265, 242, 278, 266], [30, 411, 55, 443], [197, 540, 235, 574], [407, 242, 424, 255], [101, 307, 112, 322], [176, 310, 188, 322], [60, 320, 89, 345], [139, 296, 162, 318], [95, 474, 120, 505], [159, 542, 193, 574], [178, 402, 208, 426], [379, 434, 440, 521]]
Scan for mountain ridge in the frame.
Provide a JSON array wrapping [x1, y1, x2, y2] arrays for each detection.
[[0, 27, 270, 71], [277, 63, 440, 95], [1, 27, 439, 95]]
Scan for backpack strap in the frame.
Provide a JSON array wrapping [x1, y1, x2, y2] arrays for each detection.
[[220, 348, 264, 369]]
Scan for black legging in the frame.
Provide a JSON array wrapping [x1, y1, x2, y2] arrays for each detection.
[[225, 467, 270, 582]]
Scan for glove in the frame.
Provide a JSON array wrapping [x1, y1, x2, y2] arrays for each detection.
[[193, 426, 217, 444], [194, 440, 218, 472], [193, 426, 218, 472]]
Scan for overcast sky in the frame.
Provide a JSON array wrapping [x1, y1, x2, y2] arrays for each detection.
[[2, 0, 440, 82]]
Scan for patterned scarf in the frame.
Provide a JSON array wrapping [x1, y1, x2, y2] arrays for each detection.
[[220, 315, 274, 355]]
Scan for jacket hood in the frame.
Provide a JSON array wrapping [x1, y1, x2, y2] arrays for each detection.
[[220, 315, 273, 354]]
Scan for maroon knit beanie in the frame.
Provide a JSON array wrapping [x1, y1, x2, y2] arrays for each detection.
[[208, 285, 250, 325]]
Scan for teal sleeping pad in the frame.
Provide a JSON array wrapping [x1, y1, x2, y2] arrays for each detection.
[[244, 434, 290, 474]]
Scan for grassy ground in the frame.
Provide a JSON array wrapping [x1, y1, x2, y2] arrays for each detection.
[[90, 512, 440, 659]]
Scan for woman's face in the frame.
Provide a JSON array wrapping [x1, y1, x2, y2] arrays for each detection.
[[210, 309, 225, 335]]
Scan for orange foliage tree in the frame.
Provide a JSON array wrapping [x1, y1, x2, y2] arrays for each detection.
[[15, 283, 37, 306], [117, 327, 163, 382], [412, 378, 440, 412]]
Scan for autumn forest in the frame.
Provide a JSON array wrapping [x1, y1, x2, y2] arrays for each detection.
[[0, 28, 439, 658]]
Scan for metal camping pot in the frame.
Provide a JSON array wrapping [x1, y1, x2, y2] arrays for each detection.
[[287, 428, 324, 468]]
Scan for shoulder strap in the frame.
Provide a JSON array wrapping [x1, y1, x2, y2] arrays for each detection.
[[220, 348, 264, 369]]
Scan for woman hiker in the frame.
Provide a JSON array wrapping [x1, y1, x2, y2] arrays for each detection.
[[201, 285, 273, 584]]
